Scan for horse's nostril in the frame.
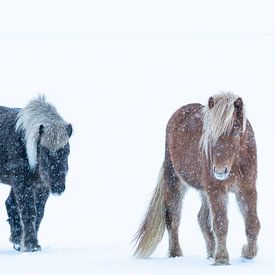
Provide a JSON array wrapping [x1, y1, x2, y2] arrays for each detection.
[[213, 166, 228, 174]]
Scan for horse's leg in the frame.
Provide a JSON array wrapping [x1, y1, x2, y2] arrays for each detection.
[[207, 188, 229, 265], [198, 192, 215, 259], [163, 161, 186, 257], [35, 185, 50, 233], [13, 181, 40, 252], [5, 189, 22, 249], [235, 186, 260, 259]]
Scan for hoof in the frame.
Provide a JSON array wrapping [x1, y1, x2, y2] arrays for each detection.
[[207, 254, 214, 260], [213, 252, 230, 266], [20, 244, 41, 252], [169, 248, 183, 258], [212, 258, 230, 266], [212, 261, 230, 266], [13, 243, 21, 251], [242, 244, 257, 259]]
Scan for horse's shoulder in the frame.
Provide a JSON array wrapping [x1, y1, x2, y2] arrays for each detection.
[[166, 103, 204, 137]]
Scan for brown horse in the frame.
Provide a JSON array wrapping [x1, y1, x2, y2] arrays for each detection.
[[134, 93, 260, 265]]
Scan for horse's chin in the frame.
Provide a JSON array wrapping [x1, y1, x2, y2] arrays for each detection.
[[213, 172, 230, 181], [50, 185, 65, 196], [51, 190, 64, 196]]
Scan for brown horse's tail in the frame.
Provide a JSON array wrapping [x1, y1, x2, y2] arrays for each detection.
[[133, 165, 166, 258]]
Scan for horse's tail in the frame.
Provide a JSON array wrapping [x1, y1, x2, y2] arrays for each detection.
[[133, 165, 166, 258]]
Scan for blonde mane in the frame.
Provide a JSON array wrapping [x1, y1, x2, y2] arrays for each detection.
[[200, 92, 246, 156]]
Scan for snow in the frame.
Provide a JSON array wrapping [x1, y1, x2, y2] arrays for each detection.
[[0, 0, 275, 274], [0, 244, 273, 275]]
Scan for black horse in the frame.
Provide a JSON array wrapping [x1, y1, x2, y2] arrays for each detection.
[[0, 95, 72, 252]]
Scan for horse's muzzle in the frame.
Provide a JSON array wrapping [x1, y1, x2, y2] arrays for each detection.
[[213, 165, 230, 181], [51, 184, 65, 195]]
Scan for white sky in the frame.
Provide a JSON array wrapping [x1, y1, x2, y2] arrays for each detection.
[[0, 1, 274, 36]]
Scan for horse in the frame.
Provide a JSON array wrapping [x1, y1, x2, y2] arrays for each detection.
[[134, 92, 260, 265], [0, 95, 72, 252]]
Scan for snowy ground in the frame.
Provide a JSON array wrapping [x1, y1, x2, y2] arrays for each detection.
[[0, 1, 275, 274]]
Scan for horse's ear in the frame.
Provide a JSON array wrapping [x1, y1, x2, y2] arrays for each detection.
[[208, 97, 215, 109], [67, 124, 73, 137], [234, 97, 243, 120], [39, 125, 44, 135]]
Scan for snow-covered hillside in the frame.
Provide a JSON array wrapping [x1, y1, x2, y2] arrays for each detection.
[[0, 1, 274, 274]]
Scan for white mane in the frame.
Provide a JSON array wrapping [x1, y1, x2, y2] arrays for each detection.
[[16, 95, 70, 169], [200, 92, 246, 156]]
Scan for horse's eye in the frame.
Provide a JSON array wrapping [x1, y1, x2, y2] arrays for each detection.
[[231, 121, 241, 137], [233, 121, 240, 128]]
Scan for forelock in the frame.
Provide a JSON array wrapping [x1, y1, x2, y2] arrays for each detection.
[[199, 92, 246, 156], [16, 95, 70, 168]]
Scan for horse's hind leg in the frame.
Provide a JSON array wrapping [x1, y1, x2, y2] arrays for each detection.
[[5, 189, 22, 250], [163, 160, 186, 257], [235, 186, 260, 259], [198, 192, 215, 259]]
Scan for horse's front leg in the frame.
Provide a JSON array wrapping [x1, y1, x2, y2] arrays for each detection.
[[235, 186, 260, 259], [198, 192, 215, 259], [207, 187, 229, 265], [35, 185, 50, 233], [14, 183, 40, 252]]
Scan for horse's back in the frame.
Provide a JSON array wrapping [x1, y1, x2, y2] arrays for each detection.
[[165, 103, 204, 188], [0, 106, 21, 144], [238, 119, 257, 184], [0, 106, 27, 183], [0, 106, 20, 130]]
